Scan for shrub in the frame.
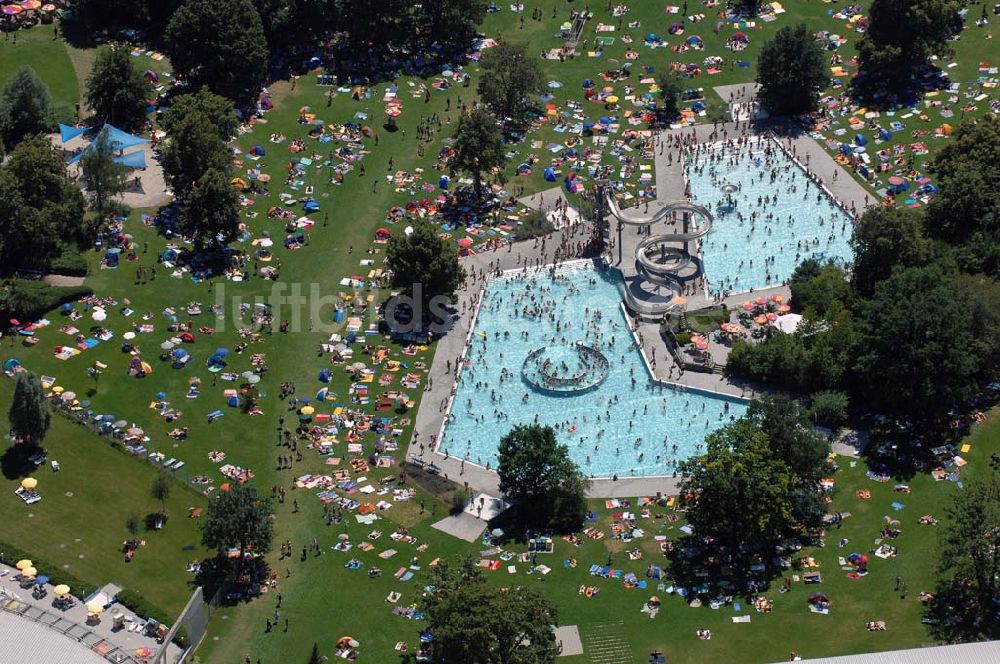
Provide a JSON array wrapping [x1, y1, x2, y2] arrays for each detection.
[[674, 331, 693, 346], [808, 390, 850, 427], [513, 210, 555, 241], [49, 251, 90, 276], [0, 281, 92, 321], [449, 488, 469, 515]]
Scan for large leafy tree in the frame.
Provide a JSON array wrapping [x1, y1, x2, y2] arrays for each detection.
[[674, 404, 828, 585], [855, 0, 960, 100], [925, 116, 1000, 276], [477, 42, 543, 130], [789, 259, 852, 317], [451, 106, 505, 195], [201, 482, 274, 560], [81, 129, 129, 215], [85, 46, 150, 129], [179, 168, 241, 252], [497, 424, 588, 533], [165, 0, 268, 110], [0, 65, 55, 147], [928, 471, 1000, 641], [418, 0, 483, 54], [385, 221, 465, 311], [422, 558, 560, 664], [852, 266, 993, 422], [8, 372, 51, 447], [335, 0, 409, 53], [756, 24, 827, 116], [161, 112, 230, 196], [161, 88, 238, 143], [849, 206, 933, 297], [0, 136, 85, 268], [655, 67, 684, 123]]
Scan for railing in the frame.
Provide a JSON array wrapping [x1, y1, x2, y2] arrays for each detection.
[[0, 589, 144, 664]]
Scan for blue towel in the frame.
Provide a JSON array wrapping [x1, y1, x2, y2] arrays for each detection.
[[891, 501, 904, 510], [734, 602, 741, 612]]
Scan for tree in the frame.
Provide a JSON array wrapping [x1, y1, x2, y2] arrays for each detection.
[[929, 472, 1000, 640], [756, 24, 827, 116], [855, 0, 960, 100], [808, 390, 849, 427], [852, 266, 993, 422], [307, 643, 322, 664], [8, 372, 51, 447], [925, 116, 1000, 276], [161, 112, 230, 196], [418, 0, 483, 54], [125, 513, 140, 537], [0, 65, 55, 146], [497, 424, 588, 533], [0, 136, 85, 268], [179, 168, 241, 252], [150, 472, 171, 516], [85, 46, 150, 129], [81, 129, 129, 215], [789, 259, 852, 316], [451, 107, 506, 195], [201, 482, 274, 561], [849, 206, 933, 297], [165, 0, 268, 110], [385, 221, 465, 313], [655, 67, 684, 123], [422, 558, 559, 664], [334, 0, 409, 56], [477, 42, 543, 129], [674, 405, 828, 585], [161, 88, 238, 143]]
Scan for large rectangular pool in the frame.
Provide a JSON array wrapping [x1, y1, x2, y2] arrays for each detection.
[[437, 261, 747, 478], [687, 139, 854, 294]]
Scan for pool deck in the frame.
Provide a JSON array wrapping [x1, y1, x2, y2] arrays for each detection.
[[409, 123, 872, 500]]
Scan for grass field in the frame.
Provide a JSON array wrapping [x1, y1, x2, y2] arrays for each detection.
[[0, 2, 996, 662], [0, 23, 78, 123]]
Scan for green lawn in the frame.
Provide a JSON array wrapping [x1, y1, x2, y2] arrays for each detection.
[[0, 378, 208, 615], [0, 1, 995, 662], [0, 23, 79, 123]]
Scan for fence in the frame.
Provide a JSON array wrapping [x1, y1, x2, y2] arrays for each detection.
[[155, 585, 222, 664]]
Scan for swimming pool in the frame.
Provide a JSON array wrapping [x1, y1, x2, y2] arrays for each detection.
[[438, 261, 747, 478], [687, 139, 854, 295]]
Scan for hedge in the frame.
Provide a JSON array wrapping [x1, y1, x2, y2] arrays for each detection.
[[48, 252, 90, 277], [0, 280, 93, 322], [0, 539, 98, 599]]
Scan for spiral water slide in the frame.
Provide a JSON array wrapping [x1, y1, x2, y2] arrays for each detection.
[[605, 193, 713, 316]]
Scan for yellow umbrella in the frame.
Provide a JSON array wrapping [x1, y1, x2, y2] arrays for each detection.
[[54, 584, 70, 596], [22, 567, 37, 578], [606, 95, 620, 104], [86, 600, 103, 614], [15, 559, 32, 570], [20, 477, 37, 490], [51, 385, 64, 394], [300, 406, 315, 415]]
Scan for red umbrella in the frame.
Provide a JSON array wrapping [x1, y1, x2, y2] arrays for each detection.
[[21, 0, 41, 9], [458, 237, 473, 248], [3, 4, 24, 14]]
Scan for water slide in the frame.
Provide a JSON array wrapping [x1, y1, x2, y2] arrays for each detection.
[[604, 194, 713, 316]]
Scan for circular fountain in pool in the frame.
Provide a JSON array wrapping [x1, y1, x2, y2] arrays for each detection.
[[521, 343, 610, 395]]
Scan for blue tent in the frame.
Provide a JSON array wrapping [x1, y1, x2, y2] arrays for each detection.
[[67, 125, 148, 165], [303, 198, 320, 212], [877, 128, 892, 141], [854, 133, 868, 146], [2, 358, 20, 372], [59, 124, 87, 143], [318, 368, 331, 383], [439, 175, 449, 189], [172, 348, 189, 359], [543, 167, 557, 182], [115, 151, 147, 169]]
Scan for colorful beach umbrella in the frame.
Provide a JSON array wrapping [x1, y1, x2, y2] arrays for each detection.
[[54, 584, 70, 596], [2, 4, 24, 15]]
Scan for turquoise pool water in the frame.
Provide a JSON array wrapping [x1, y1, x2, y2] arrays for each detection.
[[438, 261, 747, 478], [687, 140, 854, 295]]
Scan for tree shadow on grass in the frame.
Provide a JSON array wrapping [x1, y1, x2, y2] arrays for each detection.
[[0, 444, 37, 480]]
